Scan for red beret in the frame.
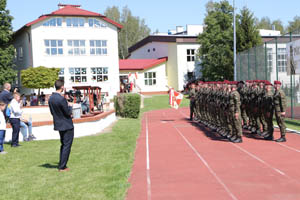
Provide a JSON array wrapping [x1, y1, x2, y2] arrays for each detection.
[[274, 80, 281, 85], [265, 81, 272, 86]]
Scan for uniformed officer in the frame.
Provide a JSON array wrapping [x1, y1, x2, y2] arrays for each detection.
[[188, 83, 196, 121], [273, 81, 287, 142], [261, 81, 274, 140]]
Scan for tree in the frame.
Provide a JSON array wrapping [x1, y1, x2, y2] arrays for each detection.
[[197, 0, 234, 81], [287, 16, 300, 33], [21, 66, 60, 94], [236, 7, 262, 52], [0, 0, 17, 86], [256, 16, 272, 30], [105, 6, 151, 59], [272, 19, 285, 34]]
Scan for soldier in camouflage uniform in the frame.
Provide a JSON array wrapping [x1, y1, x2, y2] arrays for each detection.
[[228, 81, 243, 143], [188, 83, 196, 121], [273, 81, 287, 142], [237, 81, 248, 129], [261, 81, 274, 140]]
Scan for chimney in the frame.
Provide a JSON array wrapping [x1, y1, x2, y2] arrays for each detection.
[[176, 26, 184, 33], [58, 4, 81, 9]]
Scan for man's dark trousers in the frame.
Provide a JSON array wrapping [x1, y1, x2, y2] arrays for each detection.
[[10, 118, 20, 146], [59, 128, 74, 170]]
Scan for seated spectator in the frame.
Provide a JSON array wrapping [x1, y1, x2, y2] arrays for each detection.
[[81, 95, 90, 114], [20, 117, 36, 141], [21, 94, 27, 107], [39, 92, 46, 105]]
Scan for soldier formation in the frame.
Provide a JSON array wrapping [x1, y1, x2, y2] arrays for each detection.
[[187, 80, 287, 143]]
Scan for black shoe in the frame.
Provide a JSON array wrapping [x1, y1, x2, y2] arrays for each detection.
[[256, 130, 262, 136], [248, 126, 252, 131], [229, 135, 237, 142], [275, 137, 286, 142], [264, 135, 273, 141], [233, 137, 243, 143], [242, 125, 248, 129], [11, 144, 21, 147], [261, 131, 269, 137]]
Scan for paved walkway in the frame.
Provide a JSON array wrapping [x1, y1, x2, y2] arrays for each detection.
[[127, 107, 300, 200]]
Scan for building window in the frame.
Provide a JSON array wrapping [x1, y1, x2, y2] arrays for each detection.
[[90, 40, 107, 55], [66, 18, 85, 27], [277, 48, 287, 72], [69, 67, 87, 83], [144, 72, 156, 86], [187, 49, 196, 62], [18, 46, 23, 60], [59, 68, 64, 81], [88, 18, 107, 28], [44, 40, 63, 55], [91, 67, 108, 82], [267, 48, 273, 72], [68, 40, 86, 55], [43, 18, 62, 27]]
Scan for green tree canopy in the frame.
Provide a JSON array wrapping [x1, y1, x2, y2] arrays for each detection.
[[21, 66, 60, 90], [105, 6, 151, 59], [197, 0, 234, 81], [0, 0, 17, 86], [287, 16, 300, 33], [256, 16, 272, 30], [236, 7, 262, 52]]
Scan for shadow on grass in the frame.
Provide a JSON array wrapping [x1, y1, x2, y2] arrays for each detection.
[[183, 118, 230, 143], [39, 163, 58, 169]]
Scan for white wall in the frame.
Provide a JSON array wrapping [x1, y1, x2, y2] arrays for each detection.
[[120, 63, 168, 93], [129, 42, 168, 59], [176, 43, 201, 90], [14, 16, 120, 100]]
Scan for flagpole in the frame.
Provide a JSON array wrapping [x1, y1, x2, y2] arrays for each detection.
[[233, 0, 237, 81]]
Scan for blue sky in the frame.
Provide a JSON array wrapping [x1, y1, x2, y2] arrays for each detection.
[[7, 0, 300, 32]]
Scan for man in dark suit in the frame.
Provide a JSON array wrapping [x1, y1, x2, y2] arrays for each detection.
[[48, 80, 74, 172]]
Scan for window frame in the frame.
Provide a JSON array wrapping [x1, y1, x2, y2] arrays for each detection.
[[69, 67, 87, 83], [44, 39, 63, 56], [91, 67, 109, 82], [144, 72, 157, 86]]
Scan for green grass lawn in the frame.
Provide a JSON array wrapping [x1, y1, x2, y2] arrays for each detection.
[[0, 95, 183, 200]]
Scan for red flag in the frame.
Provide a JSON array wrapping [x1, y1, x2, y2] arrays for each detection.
[[169, 88, 183, 109]]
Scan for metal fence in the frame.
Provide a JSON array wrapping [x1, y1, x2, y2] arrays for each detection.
[[236, 29, 300, 119]]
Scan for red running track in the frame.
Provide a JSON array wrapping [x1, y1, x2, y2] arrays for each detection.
[[126, 107, 300, 200]]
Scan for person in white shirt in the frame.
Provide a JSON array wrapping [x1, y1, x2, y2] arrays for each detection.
[[0, 101, 7, 154], [10, 92, 22, 147]]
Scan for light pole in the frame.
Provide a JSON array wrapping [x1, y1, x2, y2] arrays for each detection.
[[233, 0, 237, 81]]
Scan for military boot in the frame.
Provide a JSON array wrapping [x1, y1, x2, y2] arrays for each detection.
[[275, 136, 286, 142], [232, 136, 243, 143]]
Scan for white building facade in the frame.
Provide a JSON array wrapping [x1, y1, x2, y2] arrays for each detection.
[[127, 25, 203, 91], [13, 4, 122, 99]]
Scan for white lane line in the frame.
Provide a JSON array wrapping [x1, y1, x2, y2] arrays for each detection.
[[145, 115, 151, 200], [232, 144, 285, 176], [277, 143, 300, 153], [172, 124, 239, 200]]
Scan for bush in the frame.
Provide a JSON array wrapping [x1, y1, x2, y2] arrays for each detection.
[[114, 93, 141, 118]]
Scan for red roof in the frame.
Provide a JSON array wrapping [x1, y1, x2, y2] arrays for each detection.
[[119, 57, 168, 71], [25, 4, 122, 29]]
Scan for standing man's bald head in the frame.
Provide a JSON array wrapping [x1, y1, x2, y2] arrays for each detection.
[[3, 83, 11, 91]]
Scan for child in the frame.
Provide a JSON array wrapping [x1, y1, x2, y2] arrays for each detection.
[[0, 101, 7, 154]]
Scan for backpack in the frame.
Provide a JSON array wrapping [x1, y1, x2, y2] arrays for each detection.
[[5, 104, 11, 119]]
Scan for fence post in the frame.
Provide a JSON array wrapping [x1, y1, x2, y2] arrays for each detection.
[[289, 32, 294, 119], [264, 42, 268, 80], [240, 54, 243, 80], [248, 50, 250, 80], [275, 37, 278, 81], [255, 46, 257, 79]]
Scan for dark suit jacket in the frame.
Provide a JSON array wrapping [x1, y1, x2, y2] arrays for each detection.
[[0, 90, 13, 104], [48, 92, 74, 131]]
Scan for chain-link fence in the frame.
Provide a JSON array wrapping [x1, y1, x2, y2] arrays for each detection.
[[237, 29, 300, 119]]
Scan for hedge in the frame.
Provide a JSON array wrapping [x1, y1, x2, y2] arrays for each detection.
[[114, 93, 141, 118]]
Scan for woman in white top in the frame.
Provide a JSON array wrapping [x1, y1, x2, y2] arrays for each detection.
[[10, 92, 22, 147], [0, 101, 7, 154]]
